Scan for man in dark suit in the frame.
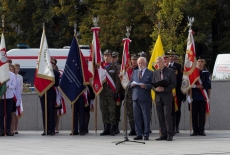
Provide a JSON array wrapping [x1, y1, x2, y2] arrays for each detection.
[[152, 56, 176, 141], [169, 55, 184, 134], [130, 57, 153, 140], [40, 59, 60, 136]]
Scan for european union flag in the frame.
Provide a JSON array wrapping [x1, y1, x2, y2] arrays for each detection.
[[59, 37, 86, 104]]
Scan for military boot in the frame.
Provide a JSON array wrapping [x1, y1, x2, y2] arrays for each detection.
[[128, 123, 136, 136], [100, 123, 110, 136], [115, 123, 120, 134], [110, 124, 116, 136]]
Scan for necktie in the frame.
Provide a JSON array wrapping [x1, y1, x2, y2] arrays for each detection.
[[139, 70, 143, 79], [160, 70, 163, 80]]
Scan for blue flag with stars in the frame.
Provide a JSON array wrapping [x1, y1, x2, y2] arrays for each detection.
[[59, 37, 86, 104]]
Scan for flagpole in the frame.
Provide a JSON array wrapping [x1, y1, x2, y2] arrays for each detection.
[[187, 16, 194, 136], [45, 92, 48, 135], [1, 14, 7, 136], [92, 17, 99, 135], [94, 96, 97, 135], [71, 104, 74, 135]]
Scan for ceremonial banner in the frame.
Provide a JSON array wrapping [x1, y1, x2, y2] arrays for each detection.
[[181, 29, 200, 94], [147, 35, 164, 102], [59, 37, 86, 104], [90, 27, 105, 96], [120, 38, 132, 89], [34, 28, 54, 96], [0, 33, 9, 97]]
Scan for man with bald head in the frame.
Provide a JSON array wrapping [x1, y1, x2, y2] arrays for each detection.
[[152, 56, 176, 141], [130, 57, 153, 140]]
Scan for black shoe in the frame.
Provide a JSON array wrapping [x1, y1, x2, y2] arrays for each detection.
[[199, 131, 206, 136], [15, 131, 19, 134], [144, 136, 149, 140], [79, 132, 85, 136], [176, 129, 179, 133], [6, 130, 14, 136], [191, 132, 199, 136], [0, 130, 4, 136], [49, 132, 55, 136], [149, 130, 152, 133], [133, 136, 143, 140], [41, 131, 50, 136], [167, 135, 173, 141], [155, 136, 167, 140], [70, 131, 79, 135], [128, 130, 136, 136]]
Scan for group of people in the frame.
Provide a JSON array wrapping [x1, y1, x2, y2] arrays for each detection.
[[0, 60, 23, 136], [1, 51, 211, 141]]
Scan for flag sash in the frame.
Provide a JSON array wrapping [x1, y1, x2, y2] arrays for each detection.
[[197, 79, 210, 114]]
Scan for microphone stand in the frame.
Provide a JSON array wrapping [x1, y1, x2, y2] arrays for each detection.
[[115, 85, 145, 145]]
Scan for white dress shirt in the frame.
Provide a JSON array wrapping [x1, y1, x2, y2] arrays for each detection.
[[16, 74, 23, 93], [2, 72, 17, 99], [14, 77, 22, 106]]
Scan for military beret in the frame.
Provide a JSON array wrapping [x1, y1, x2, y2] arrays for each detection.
[[112, 51, 119, 57], [131, 54, 139, 60], [104, 49, 112, 55]]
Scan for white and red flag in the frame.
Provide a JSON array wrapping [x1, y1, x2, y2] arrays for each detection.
[[90, 27, 105, 96], [120, 38, 132, 89], [0, 33, 9, 84], [0, 33, 9, 97], [34, 28, 54, 96], [181, 29, 200, 94]]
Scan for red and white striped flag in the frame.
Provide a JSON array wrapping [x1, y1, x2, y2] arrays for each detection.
[[181, 29, 200, 94], [120, 38, 132, 89], [34, 28, 54, 96]]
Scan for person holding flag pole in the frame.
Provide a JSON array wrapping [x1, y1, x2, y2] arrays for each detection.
[[89, 17, 107, 134], [34, 24, 59, 136], [0, 15, 16, 136], [181, 17, 210, 136], [59, 23, 91, 136]]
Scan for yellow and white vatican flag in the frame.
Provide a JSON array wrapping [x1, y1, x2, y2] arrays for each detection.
[[147, 34, 165, 102]]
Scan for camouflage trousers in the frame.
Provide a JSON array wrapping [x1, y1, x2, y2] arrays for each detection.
[[100, 96, 116, 125], [116, 104, 121, 123], [126, 97, 134, 124]]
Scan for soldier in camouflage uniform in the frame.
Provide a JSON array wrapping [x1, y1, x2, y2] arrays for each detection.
[[112, 51, 124, 134], [100, 50, 121, 136], [126, 54, 139, 135]]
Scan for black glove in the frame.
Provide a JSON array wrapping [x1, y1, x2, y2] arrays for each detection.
[[113, 93, 119, 101]]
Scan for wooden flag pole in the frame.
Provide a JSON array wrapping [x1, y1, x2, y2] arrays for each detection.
[[123, 90, 127, 133], [94, 96, 97, 135], [71, 104, 74, 135], [45, 92, 48, 135], [4, 93, 6, 136]]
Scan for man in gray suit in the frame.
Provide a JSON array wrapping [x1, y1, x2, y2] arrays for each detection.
[[130, 57, 153, 140], [152, 57, 176, 141]]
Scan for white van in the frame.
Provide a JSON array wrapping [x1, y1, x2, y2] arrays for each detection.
[[212, 54, 230, 80], [7, 46, 90, 85]]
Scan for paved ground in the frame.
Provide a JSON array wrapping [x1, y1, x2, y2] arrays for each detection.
[[1, 130, 230, 155]]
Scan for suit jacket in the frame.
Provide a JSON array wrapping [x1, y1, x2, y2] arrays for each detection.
[[152, 67, 176, 103], [130, 68, 153, 102], [172, 62, 183, 100]]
